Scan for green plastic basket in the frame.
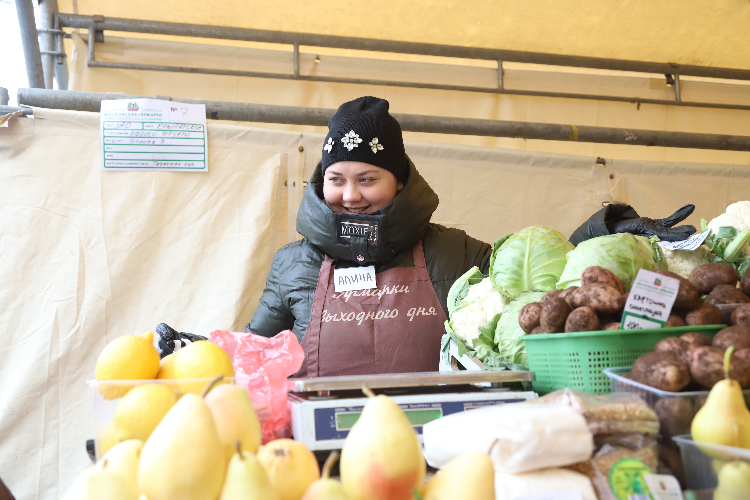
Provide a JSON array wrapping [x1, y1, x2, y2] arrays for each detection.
[[520, 324, 724, 395]]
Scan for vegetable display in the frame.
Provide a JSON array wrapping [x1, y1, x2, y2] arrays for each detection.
[[556, 234, 666, 291]]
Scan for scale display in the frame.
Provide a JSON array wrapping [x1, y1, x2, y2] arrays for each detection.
[[335, 408, 443, 431]]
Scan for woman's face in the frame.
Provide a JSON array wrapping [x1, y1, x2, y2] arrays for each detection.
[[323, 161, 404, 214]]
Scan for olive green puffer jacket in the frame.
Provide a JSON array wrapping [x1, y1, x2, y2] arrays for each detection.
[[246, 160, 492, 343]]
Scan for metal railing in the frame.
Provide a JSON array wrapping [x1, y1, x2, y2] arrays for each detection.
[[16, 88, 750, 152]]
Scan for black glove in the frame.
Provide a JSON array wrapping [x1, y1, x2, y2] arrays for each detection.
[[608, 204, 696, 242], [155, 323, 207, 358]]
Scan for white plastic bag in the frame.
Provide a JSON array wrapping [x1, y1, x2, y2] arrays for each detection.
[[422, 403, 593, 474], [495, 468, 597, 500]]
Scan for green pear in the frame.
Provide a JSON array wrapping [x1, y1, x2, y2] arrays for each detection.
[[61, 461, 139, 500], [301, 451, 351, 500], [204, 383, 262, 462], [100, 439, 144, 495], [422, 451, 495, 500], [714, 461, 750, 500], [138, 392, 226, 500], [692, 348, 750, 451], [340, 387, 425, 500], [219, 442, 280, 500]]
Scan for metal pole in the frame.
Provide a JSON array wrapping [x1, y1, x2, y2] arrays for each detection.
[[54, 27, 70, 90], [39, 0, 55, 88], [15, 0, 45, 89], [0, 88, 9, 106], [17, 89, 750, 152], [57, 13, 750, 82]]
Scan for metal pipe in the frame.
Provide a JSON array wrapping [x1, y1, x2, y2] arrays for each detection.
[[54, 28, 70, 90], [497, 60, 503, 90], [0, 88, 9, 106], [79, 58, 750, 113], [674, 73, 682, 102], [0, 105, 33, 116], [15, 0, 45, 89], [58, 13, 750, 82], [293, 43, 300, 77], [17, 88, 750, 152], [39, 0, 56, 89]]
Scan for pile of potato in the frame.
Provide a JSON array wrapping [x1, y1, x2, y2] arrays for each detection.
[[518, 263, 750, 336]]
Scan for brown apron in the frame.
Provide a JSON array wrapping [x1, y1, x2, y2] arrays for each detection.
[[298, 240, 449, 377]]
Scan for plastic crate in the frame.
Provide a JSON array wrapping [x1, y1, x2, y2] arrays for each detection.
[[673, 435, 750, 497], [520, 325, 724, 395]]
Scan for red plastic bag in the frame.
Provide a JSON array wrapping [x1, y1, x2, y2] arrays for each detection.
[[209, 329, 304, 443]]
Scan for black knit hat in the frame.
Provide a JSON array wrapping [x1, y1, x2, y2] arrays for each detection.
[[321, 96, 409, 184]]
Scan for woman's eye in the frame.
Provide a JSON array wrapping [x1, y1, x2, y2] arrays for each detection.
[[327, 177, 341, 183], [360, 177, 375, 183]]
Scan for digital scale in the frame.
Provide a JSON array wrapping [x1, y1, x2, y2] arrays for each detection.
[[289, 370, 537, 452]]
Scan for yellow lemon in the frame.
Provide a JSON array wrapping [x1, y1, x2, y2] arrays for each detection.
[[156, 353, 176, 379], [96, 332, 160, 399], [114, 384, 177, 442], [171, 341, 235, 394], [100, 420, 120, 457]]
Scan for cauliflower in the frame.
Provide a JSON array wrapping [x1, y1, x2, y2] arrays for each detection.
[[708, 201, 750, 233], [449, 277, 510, 348], [662, 246, 711, 279]]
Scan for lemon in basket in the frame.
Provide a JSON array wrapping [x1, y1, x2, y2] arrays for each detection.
[[160, 341, 234, 394], [95, 332, 160, 399], [114, 384, 177, 442]]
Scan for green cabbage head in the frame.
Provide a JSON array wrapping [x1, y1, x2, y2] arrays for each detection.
[[494, 291, 546, 367], [490, 226, 574, 299], [556, 233, 667, 291]]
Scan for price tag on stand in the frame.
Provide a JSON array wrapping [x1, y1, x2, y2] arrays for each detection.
[[621, 269, 680, 330], [643, 474, 684, 500], [100, 98, 208, 172], [656, 229, 710, 251]]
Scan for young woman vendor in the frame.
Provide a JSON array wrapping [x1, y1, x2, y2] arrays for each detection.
[[246, 96, 696, 378]]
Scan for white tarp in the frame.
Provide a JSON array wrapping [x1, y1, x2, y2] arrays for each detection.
[[2, 108, 750, 499]]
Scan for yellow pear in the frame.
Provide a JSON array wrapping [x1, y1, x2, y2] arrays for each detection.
[[714, 461, 750, 500], [100, 439, 144, 495], [340, 387, 426, 500], [100, 419, 120, 457], [137, 379, 226, 500], [301, 451, 352, 500], [692, 347, 750, 451], [204, 383, 262, 461], [422, 451, 495, 500], [219, 442, 280, 500], [257, 439, 320, 500], [61, 461, 139, 500]]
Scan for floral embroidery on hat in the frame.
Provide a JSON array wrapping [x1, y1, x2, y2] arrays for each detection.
[[369, 137, 384, 154], [341, 130, 362, 151], [323, 137, 334, 153]]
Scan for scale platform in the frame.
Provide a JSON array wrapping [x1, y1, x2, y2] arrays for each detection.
[[289, 370, 537, 452]]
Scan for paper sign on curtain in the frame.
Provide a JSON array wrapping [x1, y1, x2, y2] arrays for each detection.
[[100, 98, 208, 172]]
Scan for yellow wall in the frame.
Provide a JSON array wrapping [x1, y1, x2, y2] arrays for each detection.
[[58, 0, 750, 70]]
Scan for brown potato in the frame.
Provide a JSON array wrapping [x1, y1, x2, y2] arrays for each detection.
[[654, 337, 691, 366], [617, 292, 629, 311], [689, 346, 750, 389], [558, 286, 579, 308], [654, 269, 702, 310], [631, 352, 691, 392], [731, 304, 750, 326], [680, 332, 713, 351], [685, 303, 722, 326], [689, 262, 739, 294], [540, 290, 563, 304], [603, 322, 621, 330], [581, 266, 626, 295], [742, 270, 750, 296], [654, 397, 699, 439], [712, 326, 750, 351], [735, 348, 750, 366], [571, 283, 622, 314], [705, 284, 750, 306], [665, 315, 686, 328], [565, 307, 600, 333], [518, 302, 543, 334], [530, 325, 547, 335], [539, 297, 572, 333]]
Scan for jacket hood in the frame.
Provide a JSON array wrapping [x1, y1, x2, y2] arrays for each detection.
[[295, 158, 439, 264]]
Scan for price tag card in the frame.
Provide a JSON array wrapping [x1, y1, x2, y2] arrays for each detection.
[[621, 269, 680, 330], [334, 266, 377, 292], [656, 229, 710, 251], [643, 474, 684, 500], [100, 99, 208, 172], [514, 491, 584, 500]]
